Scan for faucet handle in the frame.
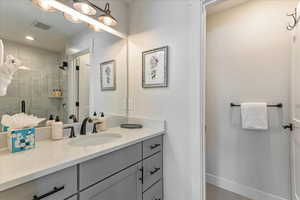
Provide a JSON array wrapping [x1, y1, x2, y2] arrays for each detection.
[[92, 122, 103, 134], [64, 126, 76, 138]]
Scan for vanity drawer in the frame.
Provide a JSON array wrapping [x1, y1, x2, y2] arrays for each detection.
[[143, 136, 162, 159], [0, 166, 77, 200], [143, 152, 163, 191], [143, 180, 163, 200], [79, 143, 142, 190]]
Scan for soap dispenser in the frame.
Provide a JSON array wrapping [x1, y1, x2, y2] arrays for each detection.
[[51, 116, 64, 140], [99, 112, 107, 131], [46, 115, 54, 127]]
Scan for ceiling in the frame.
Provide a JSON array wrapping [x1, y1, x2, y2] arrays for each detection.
[[0, 0, 88, 53], [206, 0, 250, 15]]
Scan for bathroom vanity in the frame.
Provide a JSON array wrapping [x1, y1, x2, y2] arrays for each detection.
[[0, 127, 164, 200]]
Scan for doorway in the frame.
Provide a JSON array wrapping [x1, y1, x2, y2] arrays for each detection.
[[69, 51, 90, 123], [202, 0, 298, 200]]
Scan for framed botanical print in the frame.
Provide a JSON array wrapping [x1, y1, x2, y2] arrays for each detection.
[[142, 46, 168, 88], [100, 60, 116, 91]]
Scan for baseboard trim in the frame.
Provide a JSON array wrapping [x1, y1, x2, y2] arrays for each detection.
[[206, 173, 288, 200]]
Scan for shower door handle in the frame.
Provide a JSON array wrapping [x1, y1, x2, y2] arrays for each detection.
[[283, 123, 294, 131]]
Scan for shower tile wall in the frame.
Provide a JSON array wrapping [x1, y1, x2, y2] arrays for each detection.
[[0, 39, 67, 123]]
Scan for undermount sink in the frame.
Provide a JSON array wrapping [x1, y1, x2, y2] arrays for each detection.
[[69, 133, 122, 147]]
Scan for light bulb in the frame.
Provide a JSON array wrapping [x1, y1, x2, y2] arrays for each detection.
[[32, 0, 56, 12], [73, 2, 96, 16], [88, 24, 102, 32], [25, 36, 35, 41], [64, 13, 82, 23], [98, 15, 117, 26], [103, 17, 113, 26]]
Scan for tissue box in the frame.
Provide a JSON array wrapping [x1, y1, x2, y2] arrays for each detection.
[[7, 128, 35, 153]]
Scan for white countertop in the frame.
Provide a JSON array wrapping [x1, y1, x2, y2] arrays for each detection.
[[0, 127, 165, 192]]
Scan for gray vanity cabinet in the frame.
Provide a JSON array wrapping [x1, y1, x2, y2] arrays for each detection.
[[0, 135, 164, 200], [79, 163, 142, 200]]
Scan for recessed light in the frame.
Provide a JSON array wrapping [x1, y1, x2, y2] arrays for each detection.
[[25, 36, 35, 41]]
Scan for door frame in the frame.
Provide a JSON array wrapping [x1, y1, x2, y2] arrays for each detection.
[[68, 49, 90, 122], [200, 1, 295, 200], [199, 0, 244, 199]]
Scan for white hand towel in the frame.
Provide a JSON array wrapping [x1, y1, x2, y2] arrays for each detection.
[[241, 102, 268, 130]]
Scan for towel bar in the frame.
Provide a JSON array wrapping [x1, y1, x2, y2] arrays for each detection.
[[230, 103, 283, 108]]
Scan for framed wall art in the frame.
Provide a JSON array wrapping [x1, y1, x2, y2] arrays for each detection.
[[142, 46, 168, 88], [100, 60, 116, 91]]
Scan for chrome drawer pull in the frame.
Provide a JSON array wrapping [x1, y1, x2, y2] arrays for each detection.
[[150, 167, 161, 175], [150, 144, 160, 150], [33, 186, 65, 200]]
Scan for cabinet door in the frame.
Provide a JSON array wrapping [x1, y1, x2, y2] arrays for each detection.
[[80, 163, 142, 200]]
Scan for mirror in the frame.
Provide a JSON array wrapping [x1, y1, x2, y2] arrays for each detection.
[[0, 0, 128, 129]]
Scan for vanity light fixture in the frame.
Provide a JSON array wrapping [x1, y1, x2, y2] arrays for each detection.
[[63, 13, 82, 23], [73, 0, 118, 26], [32, 0, 56, 12], [98, 3, 117, 26], [36, 0, 125, 38], [25, 36, 35, 41]]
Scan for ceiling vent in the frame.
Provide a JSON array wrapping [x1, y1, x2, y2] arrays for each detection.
[[33, 21, 51, 30]]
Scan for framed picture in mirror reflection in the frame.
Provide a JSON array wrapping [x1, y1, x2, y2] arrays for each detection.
[[100, 60, 116, 91]]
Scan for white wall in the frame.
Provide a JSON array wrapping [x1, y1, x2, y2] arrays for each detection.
[[128, 1, 202, 199], [206, 1, 297, 199]]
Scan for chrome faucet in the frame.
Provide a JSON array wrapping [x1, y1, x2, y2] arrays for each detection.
[[80, 117, 93, 135]]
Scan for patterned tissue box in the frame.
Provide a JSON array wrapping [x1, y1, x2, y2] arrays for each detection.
[[7, 128, 35, 153]]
